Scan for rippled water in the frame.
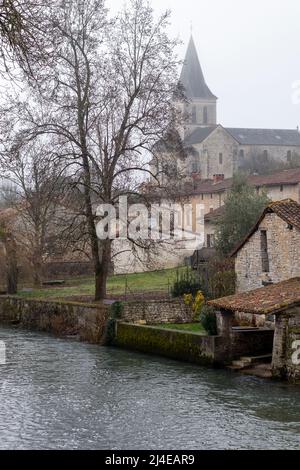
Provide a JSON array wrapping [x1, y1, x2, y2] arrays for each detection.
[[0, 327, 299, 450]]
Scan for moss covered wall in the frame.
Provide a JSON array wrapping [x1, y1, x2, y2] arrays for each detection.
[[115, 322, 228, 365], [0, 296, 109, 344]]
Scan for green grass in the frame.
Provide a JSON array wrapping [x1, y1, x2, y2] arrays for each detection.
[[16, 267, 186, 300], [155, 323, 206, 334]]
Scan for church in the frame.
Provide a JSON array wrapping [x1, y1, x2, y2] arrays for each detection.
[[152, 36, 300, 184], [113, 37, 300, 274]]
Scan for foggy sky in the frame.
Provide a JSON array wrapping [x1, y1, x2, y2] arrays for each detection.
[[111, 0, 300, 130]]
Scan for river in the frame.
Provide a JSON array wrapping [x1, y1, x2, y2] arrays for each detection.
[[0, 327, 299, 450]]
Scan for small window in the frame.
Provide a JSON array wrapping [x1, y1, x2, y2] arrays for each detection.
[[287, 150, 292, 162], [219, 153, 223, 165], [203, 107, 208, 124], [261, 230, 270, 273], [239, 149, 244, 159], [207, 234, 214, 248], [280, 185, 283, 192], [201, 194, 204, 200], [263, 150, 268, 159], [210, 193, 213, 199]]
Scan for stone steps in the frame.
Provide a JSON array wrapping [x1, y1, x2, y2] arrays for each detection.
[[228, 354, 272, 371]]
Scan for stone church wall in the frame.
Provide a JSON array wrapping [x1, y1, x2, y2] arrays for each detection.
[[194, 127, 239, 179]]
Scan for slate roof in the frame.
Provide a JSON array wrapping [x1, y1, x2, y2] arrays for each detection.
[[184, 126, 300, 147], [208, 277, 300, 315], [231, 199, 300, 256], [184, 126, 217, 146], [226, 128, 300, 146], [179, 36, 216, 100]]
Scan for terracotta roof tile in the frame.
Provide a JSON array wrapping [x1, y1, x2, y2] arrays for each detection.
[[204, 205, 225, 222], [208, 277, 300, 315]]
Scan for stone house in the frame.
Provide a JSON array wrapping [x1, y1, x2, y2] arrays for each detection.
[[231, 199, 300, 293], [209, 277, 300, 382]]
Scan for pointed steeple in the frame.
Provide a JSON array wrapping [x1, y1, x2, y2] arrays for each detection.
[[179, 36, 216, 100]]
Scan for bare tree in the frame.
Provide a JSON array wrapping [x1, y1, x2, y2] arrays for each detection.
[[5, 0, 180, 300], [3, 0, 178, 300], [0, 0, 48, 76], [0, 138, 69, 285]]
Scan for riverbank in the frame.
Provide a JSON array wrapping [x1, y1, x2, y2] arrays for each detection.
[[0, 296, 108, 343]]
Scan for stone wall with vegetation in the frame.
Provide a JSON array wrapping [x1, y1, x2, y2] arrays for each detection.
[[115, 322, 228, 365], [272, 307, 300, 382], [121, 299, 193, 324], [0, 296, 109, 344]]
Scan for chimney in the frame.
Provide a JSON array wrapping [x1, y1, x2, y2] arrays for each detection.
[[213, 174, 225, 184]]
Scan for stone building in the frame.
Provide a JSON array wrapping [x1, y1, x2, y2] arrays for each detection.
[[151, 36, 300, 183], [231, 199, 300, 293], [209, 277, 300, 382]]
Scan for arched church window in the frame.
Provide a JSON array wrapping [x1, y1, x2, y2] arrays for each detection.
[[191, 106, 197, 124], [219, 153, 223, 165], [239, 149, 244, 160], [190, 151, 200, 174], [287, 150, 292, 162], [203, 107, 208, 124]]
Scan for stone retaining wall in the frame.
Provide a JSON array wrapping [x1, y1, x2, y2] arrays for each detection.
[[0, 296, 109, 344], [121, 299, 193, 324], [115, 322, 228, 365]]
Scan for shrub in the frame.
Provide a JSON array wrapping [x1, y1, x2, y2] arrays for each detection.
[[192, 290, 205, 321], [171, 268, 202, 298], [200, 304, 217, 336]]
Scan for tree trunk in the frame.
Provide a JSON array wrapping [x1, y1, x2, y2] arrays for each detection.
[[95, 239, 111, 301], [80, 152, 104, 300], [32, 258, 42, 287], [5, 236, 18, 295]]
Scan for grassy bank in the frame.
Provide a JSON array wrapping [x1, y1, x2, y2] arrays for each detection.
[[155, 323, 206, 335], [16, 268, 185, 300]]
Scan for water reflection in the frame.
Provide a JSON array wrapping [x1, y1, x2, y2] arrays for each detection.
[[0, 327, 299, 450]]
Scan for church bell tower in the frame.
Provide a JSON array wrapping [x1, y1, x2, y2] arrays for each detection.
[[178, 36, 217, 138]]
